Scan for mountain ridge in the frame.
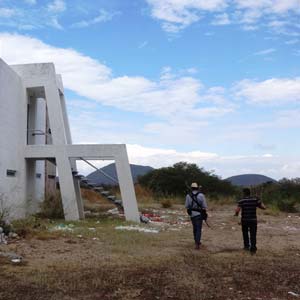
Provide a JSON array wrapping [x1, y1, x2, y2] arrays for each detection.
[[226, 173, 276, 187], [86, 163, 154, 186]]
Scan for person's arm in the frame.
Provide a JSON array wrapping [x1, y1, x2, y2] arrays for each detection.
[[185, 195, 190, 209], [200, 194, 208, 211], [234, 206, 241, 216], [235, 199, 242, 216], [256, 197, 266, 209]]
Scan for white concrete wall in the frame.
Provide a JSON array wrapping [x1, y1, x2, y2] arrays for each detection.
[[0, 59, 27, 219]]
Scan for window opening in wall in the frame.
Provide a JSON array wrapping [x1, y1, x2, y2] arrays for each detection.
[[6, 169, 17, 177]]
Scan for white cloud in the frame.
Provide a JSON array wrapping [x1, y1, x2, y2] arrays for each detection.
[[0, 33, 233, 120], [73, 143, 298, 179], [0, 8, 17, 18], [146, 0, 300, 33], [146, 0, 227, 32], [254, 48, 276, 56], [0, 1, 66, 30], [234, 78, 300, 105], [47, 0, 66, 13], [71, 9, 119, 28], [211, 13, 231, 25]]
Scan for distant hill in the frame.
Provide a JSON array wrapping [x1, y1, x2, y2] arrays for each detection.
[[86, 163, 154, 186], [226, 174, 276, 187]]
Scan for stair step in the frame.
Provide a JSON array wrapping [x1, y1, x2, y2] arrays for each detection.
[[74, 174, 84, 179], [114, 199, 123, 206], [93, 187, 104, 191], [101, 191, 110, 196]]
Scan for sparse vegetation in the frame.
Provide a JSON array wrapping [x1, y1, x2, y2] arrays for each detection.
[[38, 191, 64, 219], [0, 202, 299, 300], [160, 198, 172, 208], [254, 178, 300, 212], [0, 194, 11, 234]]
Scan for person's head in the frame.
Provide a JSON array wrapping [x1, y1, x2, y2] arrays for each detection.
[[191, 182, 199, 191], [243, 188, 251, 197]]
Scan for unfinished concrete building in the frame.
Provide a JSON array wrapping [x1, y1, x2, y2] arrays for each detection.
[[0, 58, 140, 222]]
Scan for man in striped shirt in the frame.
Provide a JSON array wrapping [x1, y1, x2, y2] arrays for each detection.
[[235, 188, 266, 254]]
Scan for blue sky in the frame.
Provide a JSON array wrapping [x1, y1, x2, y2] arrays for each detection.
[[0, 0, 300, 179]]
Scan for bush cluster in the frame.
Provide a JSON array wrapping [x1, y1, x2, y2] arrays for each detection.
[[258, 178, 300, 212], [138, 162, 237, 199]]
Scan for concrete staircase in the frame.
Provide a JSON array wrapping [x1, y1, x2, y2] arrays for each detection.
[[73, 172, 123, 212]]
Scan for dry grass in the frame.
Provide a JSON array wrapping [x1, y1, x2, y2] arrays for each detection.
[[1, 203, 299, 300]]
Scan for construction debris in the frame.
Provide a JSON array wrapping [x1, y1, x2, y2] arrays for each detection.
[[50, 224, 74, 232], [0, 251, 23, 264], [288, 291, 299, 297], [115, 225, 159, 234]]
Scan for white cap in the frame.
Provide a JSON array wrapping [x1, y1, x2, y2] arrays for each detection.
[[191, 182, 198, 188]]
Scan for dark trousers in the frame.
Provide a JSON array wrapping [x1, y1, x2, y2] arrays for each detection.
[[191, 215, 203, 245], [242, 221, 257, 251]]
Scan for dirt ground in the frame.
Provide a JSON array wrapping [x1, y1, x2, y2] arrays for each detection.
[[0, 204, 299, 300]]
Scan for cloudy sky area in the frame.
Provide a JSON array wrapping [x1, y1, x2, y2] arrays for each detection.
[[0, 0, 299, 179]]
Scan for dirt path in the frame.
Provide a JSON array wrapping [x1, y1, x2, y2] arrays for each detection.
[[0, 204, 299, 300]]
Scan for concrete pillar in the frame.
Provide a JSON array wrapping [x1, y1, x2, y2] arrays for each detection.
[[115, 146, 140, 223], [56, 151, 80, 220], [34, 98, 46, 203], [44, 84, 82, 220]]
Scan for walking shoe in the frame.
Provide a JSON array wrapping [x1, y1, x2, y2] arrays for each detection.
[[195, 243, 200, 250]]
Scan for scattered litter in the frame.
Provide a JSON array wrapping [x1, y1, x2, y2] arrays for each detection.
[[92, 237, 99, 240], [284, 226, 299, 232], [231, 227, 236, 230], [96, 221, 100, 224], [221, 223, 226, 226], [140, 215, 150, 223], [8, 232, 19, 239], [288, 291, 299, 297], [229, 287, 233, 290], [88, 227, 96, 231], [0, 251, 23, 263], [11, 258, 22, 264], [115, 225, 159, 234], [107, 208, 119, 215], [50, 224, 74, 232], [288, 215, 292, 218], [77, 235, 83, 238]]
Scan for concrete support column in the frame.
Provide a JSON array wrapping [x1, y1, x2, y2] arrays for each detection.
[[115, 146, 140, 223], [44, 84, 83, 220], [56, 151, 80, 220]]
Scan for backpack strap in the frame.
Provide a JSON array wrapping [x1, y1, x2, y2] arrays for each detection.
[[189, 192, 202, 211]]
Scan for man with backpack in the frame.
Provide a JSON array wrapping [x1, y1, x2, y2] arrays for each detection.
[[185, 182, 208, 250], [235, 188, 266, 254]]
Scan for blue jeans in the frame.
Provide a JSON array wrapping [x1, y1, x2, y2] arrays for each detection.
[[191, 215, 203, 245]]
